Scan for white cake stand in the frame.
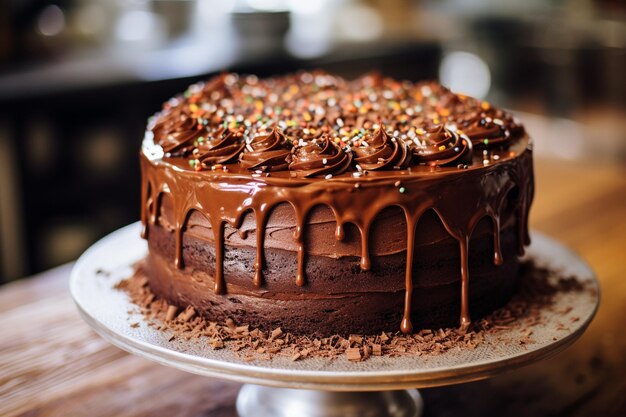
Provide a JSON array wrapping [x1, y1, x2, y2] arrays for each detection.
[[70, 223, 599, 417]]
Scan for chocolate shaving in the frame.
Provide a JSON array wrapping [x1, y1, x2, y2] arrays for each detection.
[[115, 262, 589, 362], [270, 328, 283, 340], [346, 347, 362, 362], [178, 306, 196, 322], [165, 305, 178, 321]]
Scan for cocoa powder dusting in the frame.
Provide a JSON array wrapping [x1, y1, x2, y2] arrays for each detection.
[[114, 262, 587, 362]]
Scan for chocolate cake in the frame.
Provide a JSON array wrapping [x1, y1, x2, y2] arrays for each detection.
[[139, 71, 534, 337]]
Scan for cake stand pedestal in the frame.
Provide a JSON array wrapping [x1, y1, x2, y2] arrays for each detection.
[[70, 223, 598, 417], [236, 386, 422, 417]]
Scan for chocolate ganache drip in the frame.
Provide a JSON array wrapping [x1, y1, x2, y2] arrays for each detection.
[[353, 126, 412, 170], [411, 123, 473, 167], [240, 127, 292, 171], [289, 135, 353, 178], [140, 71, 534, 335]]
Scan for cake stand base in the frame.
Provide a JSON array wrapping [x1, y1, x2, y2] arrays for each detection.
[[236, 384, 423, 417]]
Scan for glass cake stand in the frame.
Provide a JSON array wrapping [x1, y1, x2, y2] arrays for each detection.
[[70, 223, 599, 417]]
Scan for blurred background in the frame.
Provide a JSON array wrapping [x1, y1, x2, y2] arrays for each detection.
[[0, 0, 624, 283]]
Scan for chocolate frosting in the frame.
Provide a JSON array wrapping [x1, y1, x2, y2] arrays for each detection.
[[289, 136, 353, 178], [154, 111, 201, 156], [239, 128, 292, 171], [140, 71, 534, 334], [353, 127, 412, 170], [197, 128, 245, 167], [412, 123, 473, 166], [455, 106, 523, 149]]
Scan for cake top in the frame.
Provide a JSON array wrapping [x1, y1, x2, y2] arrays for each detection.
[[145, 71, 527, 179]]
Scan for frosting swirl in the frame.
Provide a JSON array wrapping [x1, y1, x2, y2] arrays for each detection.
[[152, 109, 204, 156], [240, 128, 292, 171], [411, 124, 473, 167], [289, 136, 353, 178], [456, 106, 523, 149], [353, 126, 412, 170], [197, 128, 245, 166]]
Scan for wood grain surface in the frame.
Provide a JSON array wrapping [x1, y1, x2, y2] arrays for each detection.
[[1, 157, 625, 417]]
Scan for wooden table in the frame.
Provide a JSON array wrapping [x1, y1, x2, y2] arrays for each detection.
[[1, 157, 625, 417]]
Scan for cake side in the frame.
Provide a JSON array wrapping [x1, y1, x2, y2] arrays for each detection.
[[143, 217, 521, 336]]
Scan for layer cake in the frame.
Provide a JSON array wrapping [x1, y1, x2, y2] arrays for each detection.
[[139, 71, 534, 336]]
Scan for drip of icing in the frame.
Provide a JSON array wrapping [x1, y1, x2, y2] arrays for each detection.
[[335, 224, 345, 241], [174, 225, 184, 269], [492, 216, 503, 265], [296, 242, 305, 287], [253, 210, 266, 287], [294, 213, 306, 286], [401, 214, 416, 334], [140, 181, 151, 239], [359, 225, 371, 271], [213, 221, 225, 294], [458, 236, 471, 328]]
